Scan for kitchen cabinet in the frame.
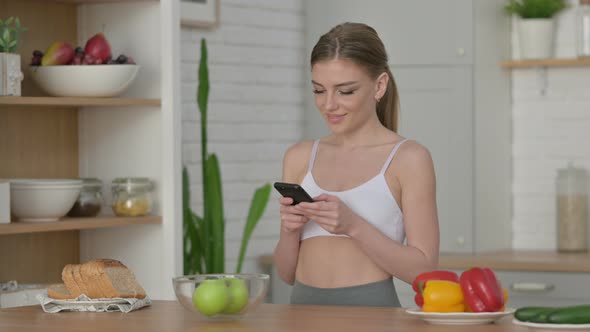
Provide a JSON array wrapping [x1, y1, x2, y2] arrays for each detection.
[[0, 0, 182, 300], [303, 0, 512, 253]]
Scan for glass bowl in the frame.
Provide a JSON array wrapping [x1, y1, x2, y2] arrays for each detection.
[[172, 274, 269, 320]]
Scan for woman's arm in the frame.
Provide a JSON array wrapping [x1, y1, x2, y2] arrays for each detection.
[[273, 141, 313, 285], [350, 142, 439, 283]]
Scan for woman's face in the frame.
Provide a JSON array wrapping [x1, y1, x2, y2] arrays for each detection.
[[311, 58, 384, 134]]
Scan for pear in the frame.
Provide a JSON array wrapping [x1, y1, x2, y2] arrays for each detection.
[[41, 42, 75, 66], [84, 33, 111, 64]]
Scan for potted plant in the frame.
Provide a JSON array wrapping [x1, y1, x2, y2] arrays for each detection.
[[0, 17, 25, 96], [505, 0, 567, 59], [183, 38, 272, 275]]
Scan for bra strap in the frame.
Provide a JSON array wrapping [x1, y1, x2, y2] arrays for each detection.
[[307, 139, 320, 173], [380, 138, 409, 174]]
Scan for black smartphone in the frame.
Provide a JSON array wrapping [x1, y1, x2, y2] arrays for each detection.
[[273, 182, 314, 205]]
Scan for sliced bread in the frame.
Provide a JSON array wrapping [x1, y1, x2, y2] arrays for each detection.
[[62, 264, 83, 298], [79, 260, 106, 299], [94, 259, 146, 299], [47, 283, 73, 300], [72, 264, 90, 297]]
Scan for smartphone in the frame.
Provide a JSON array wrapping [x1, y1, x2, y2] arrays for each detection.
[[273, 182, 314, 205]]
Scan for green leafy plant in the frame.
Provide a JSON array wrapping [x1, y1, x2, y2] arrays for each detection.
[[0, 17, 26, 53], [183, 38, 272, 275], [504, 0, 567, 19]]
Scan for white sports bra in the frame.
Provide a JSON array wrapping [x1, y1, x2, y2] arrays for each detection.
[[300, 139, 408, 242]]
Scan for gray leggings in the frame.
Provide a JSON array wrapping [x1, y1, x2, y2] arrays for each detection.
[[290, 278, 401, 307]]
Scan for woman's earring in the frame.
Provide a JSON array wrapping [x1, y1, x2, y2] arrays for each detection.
[[376, 97, 381, 103]]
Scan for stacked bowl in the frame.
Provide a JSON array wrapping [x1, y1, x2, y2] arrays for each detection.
[[10, 179, 82, 222]]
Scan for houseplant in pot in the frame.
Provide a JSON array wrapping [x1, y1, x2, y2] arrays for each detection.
[[504, 0, 567, 59], [0, 17, 26, 96]]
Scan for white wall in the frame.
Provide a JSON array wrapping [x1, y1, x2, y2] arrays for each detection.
[[180, 0, 306, 273], [511, 5, 590, 249]]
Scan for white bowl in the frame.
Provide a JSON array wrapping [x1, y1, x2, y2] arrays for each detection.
[[29, 65, 139, 97], [10, 179, 82, 222]]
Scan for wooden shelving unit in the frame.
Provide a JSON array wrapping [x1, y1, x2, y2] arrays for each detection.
[[0, 0, 173, 287], [501, 57, 590, 68], [0, 216, 162, 235], [0, 96, 160, 107]]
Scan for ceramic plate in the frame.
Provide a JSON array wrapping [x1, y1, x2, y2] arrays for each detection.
[[512, 319, 590, 330], [405, 308, 516, 325]]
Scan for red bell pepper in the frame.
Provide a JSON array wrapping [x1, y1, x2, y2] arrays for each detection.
[[459, 267, 504, 312], [412, 270, 459, 307]]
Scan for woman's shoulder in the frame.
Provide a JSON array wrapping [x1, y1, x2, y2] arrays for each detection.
[[283, 139, 316, 162], [282, 140, 316, 181], [394, 139, 434, 172]]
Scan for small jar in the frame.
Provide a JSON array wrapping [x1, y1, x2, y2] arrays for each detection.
[[67, 178, 103, 217], [556, 163, 588, 252], [112, 177, 154, 217]]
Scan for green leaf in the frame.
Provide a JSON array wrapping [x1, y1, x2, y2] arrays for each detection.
[[182, 167, 196, 274], [197, 39, 211, 273], [0, 39, 6, 48], [3, 29, 10, 42], [5, 17, 13, 26], [205, 153, 225, 273], [236, 183, 272, 273], [192, 211, 207, 266], [197, 39, 209, 118]]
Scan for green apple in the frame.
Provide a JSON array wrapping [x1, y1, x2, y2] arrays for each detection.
[[223, 278, 249, 314], [192, 279, 229, 317]]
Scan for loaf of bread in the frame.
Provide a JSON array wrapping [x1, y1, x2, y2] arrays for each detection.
[[47, 259, 146, 300]]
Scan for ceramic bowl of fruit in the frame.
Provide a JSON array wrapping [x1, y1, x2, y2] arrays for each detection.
[[172, 274, 270, 320], [29, 32, 139, 97]]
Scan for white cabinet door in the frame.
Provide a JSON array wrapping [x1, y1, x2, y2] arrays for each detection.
[[497, 271, 590, 307], [394, 66, 473, 253], [304, 0, 473, 66]]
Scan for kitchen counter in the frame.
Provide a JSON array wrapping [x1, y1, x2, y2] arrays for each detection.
[[0, 300, 529, 332], [259, 250, 590, 273], [438, 250, 590, 273]]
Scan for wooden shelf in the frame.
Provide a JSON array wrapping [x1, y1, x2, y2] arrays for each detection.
[[501, 58, 590, 68], [0, 96, 160, 107], [54, 0, 156, 3], [0, 216, 162, 235]]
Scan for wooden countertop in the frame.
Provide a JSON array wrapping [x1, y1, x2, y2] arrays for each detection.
[[259, 250, 590, 273], [0, 300, 528, 332], [438, 250, 590, 273]]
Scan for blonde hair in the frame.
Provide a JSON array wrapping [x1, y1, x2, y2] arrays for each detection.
[[310, 22, 399, 132]]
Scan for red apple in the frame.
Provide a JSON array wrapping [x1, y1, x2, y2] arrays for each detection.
[[84, 33, 111, 64], [41, 42, 75, 66]]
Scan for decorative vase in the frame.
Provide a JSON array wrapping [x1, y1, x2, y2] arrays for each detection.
[[518, 18, 555, 59], [0, 53, 24, 96]]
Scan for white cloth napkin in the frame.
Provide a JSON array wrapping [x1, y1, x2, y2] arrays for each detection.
[[37, 294, 151, 313]]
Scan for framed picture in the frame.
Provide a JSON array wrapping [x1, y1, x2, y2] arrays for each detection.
[[180, 0, 220, 28]]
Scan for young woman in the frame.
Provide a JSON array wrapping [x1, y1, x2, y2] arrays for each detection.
[[273, 22, 440, 307]]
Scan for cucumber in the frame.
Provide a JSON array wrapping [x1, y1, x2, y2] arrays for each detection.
[[514, 307, 556, 322], [547, 305, 590, 324]]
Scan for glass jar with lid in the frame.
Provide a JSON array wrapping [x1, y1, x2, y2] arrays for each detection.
[[112, 177, 154, 217], [67, 178, 103, 218], [556, 163, 588, 252]]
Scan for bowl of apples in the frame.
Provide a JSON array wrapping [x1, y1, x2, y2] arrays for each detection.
[[29, 33, 139, 97], [172, 274, 270, 320]]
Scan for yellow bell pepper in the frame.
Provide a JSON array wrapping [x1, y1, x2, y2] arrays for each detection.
[[422, 280, 465, 313]]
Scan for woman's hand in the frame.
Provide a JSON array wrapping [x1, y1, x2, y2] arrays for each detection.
[[279, 197, 309, 233], [294, 194, 361, 236]]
